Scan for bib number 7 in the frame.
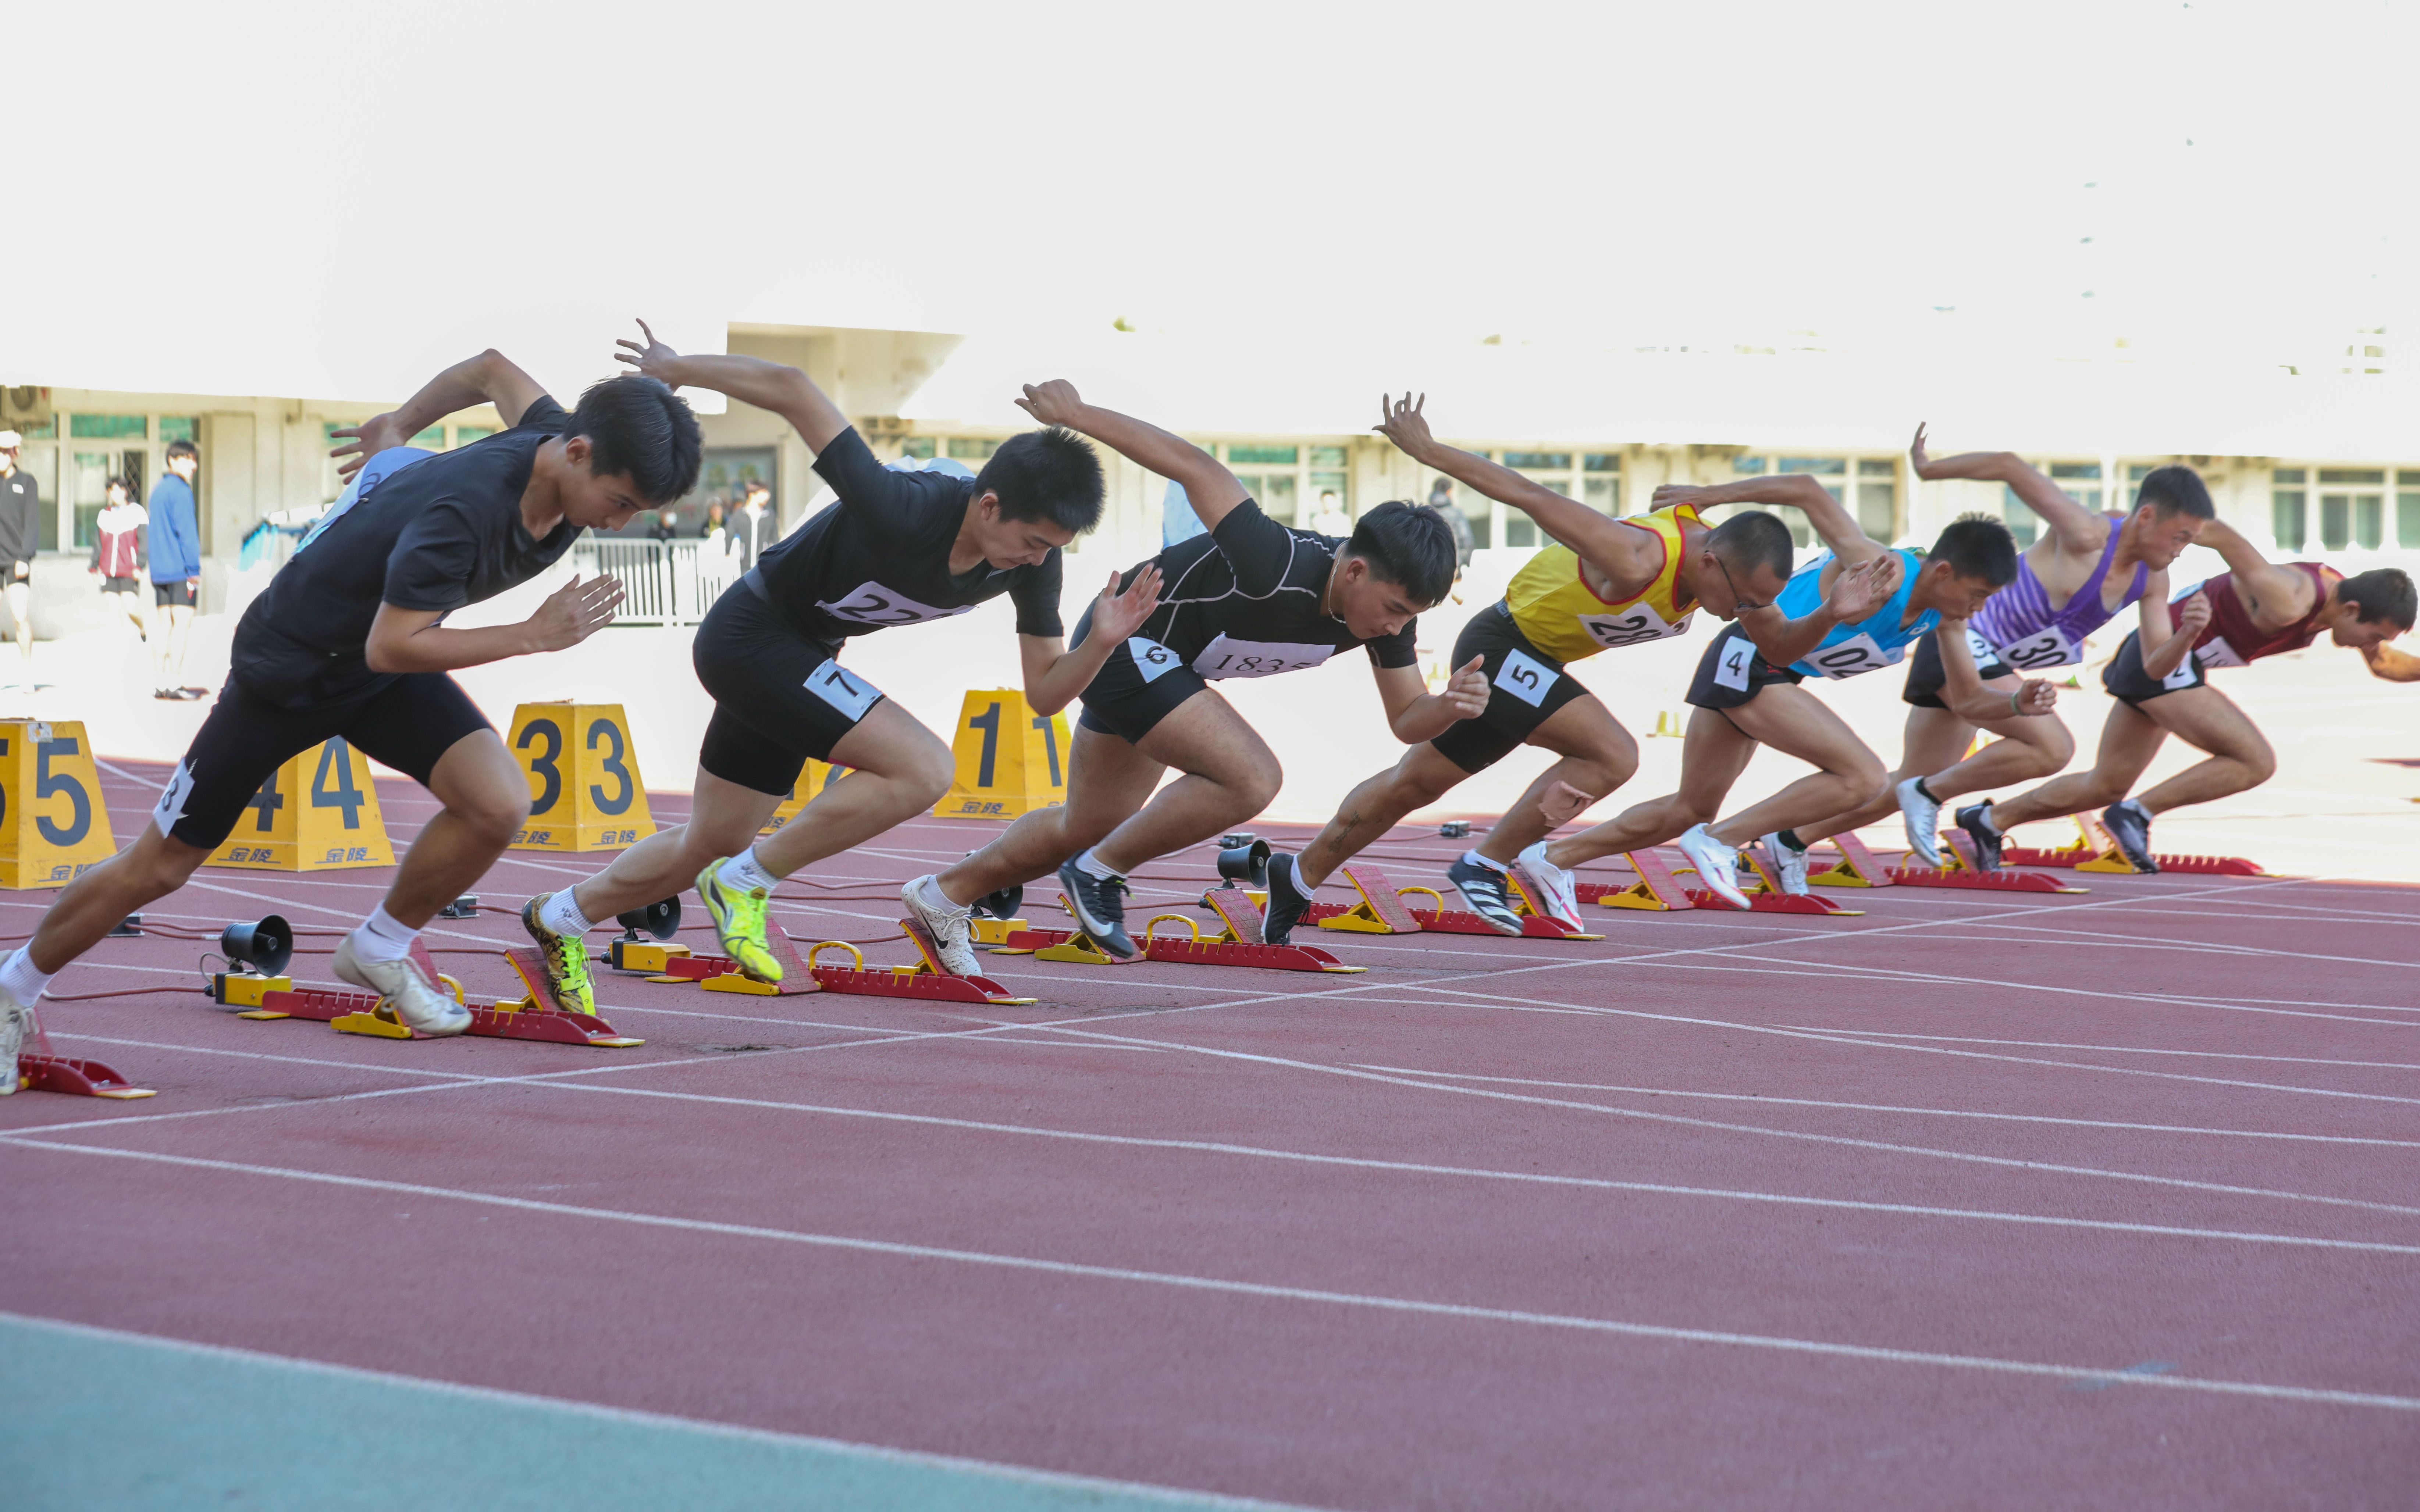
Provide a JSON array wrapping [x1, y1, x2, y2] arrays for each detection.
[[804, 659, 883, 721]]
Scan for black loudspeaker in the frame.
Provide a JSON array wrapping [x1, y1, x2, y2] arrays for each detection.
[[221, 915, 295, 977], [1217, 837, 1272, 889], [1438, 820, 1472, 839], [616, 897, 682, 941], [972, 884, 1024, 920]]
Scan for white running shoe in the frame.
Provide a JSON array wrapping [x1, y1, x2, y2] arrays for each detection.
[[1896, 775, 1943, 869], [901, 876, 981, 976], [333, 937, 471, 1037], [1512, 841, 1583, 929], [0, 987, 29, 1094], [1761, 832, 1811, 895], [1677, 824, 1751, 909]]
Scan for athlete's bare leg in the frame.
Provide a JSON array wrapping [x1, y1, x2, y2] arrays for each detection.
[[1544, 707, 1759, 868], [1697, 684, 1890, 847], [1986, 697, 2175, 829], [22, 822, 213, 974], [2129, 687, 2276, 813], [568, 770, 783, 925], [1296, 743, 1470, 889], [380, 729, 533, 927], [1794, 688, 2074, 845], [936, 691, 1274, 903]]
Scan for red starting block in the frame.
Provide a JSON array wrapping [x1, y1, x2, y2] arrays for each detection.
[[994, 886, 1366, 974], [1576, 851, 1697, 912], [613, 923, 1038, 1006], [1810, 831, 2084, 894], [1310, 864, 1600, 939], [231, 940, 645, 1046], [1680, 842, 1862, 916], [15, 1053, 154, 1099], [2002, 815, 2262, 876]]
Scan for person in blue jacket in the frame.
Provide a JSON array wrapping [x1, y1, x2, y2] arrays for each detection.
[[147, 439, 205, 700]]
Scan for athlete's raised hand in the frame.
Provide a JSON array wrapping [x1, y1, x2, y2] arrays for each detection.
[[329, 414, 413, 481], [615, 318, 684, 385], [1825, 552, 1901, 622], [1651, 484, 1715, 509], [1373, 392, 1438, 459], [1537, 779, 1594, 829], [1440, 654, 1490, 718], [2174, 591, 2213, 640], [1093, 563, 1163, 642], [1015, 381, 1085, 428], [524, 574, 626, 653], [2012, 677, 2058, 716], [1909, 421, 1933, 476]]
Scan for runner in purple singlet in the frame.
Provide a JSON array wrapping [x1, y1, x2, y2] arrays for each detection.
[[1788, 424, 2212, 870]]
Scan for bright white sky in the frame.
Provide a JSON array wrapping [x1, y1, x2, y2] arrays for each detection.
[[8, 1, 2413, 401]]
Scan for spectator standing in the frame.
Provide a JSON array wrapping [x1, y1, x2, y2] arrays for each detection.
[[699, 499, 727, 543], [731, 477, 776, 570], [648, 507, 680, 542], [1312, 488, 1350, 536], [148, 439, 203, 700], [90, 477, 148, 642], [0, 430, 41, 684]]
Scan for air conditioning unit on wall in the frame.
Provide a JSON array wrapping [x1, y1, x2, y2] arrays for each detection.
[[3, 386, 49, 418]]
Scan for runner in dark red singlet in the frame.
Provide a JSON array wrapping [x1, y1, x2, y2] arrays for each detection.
[[1983, 519, 2419, 869]]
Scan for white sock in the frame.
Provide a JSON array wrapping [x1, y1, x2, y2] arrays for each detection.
[[348, 906, 418, 965], [1, 946, 54, 1005], [1460, 849, 1509, 876], [717, 848, 779, 895], [912, 875, 968, 916], [538, 890, 595, 938], [1073, 848, 1124, 882]]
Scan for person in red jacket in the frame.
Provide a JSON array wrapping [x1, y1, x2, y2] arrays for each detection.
[[89, 477, 149, 642], [1965, 519, 2419, 870]]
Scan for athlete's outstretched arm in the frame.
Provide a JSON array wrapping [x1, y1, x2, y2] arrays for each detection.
[[364, 575, 625, 675], [1932, 616, 2058, 721], [2138, 583, 2208, 680], [1733, 553, 1903, 667], [1372, 393, 1660, 578], [2361, 641, 2420, 682], [330, 348, 548, 480], [1014, 381, 1249, 531], [1370, 658, 1490, 745], [617, 320, 847, 452], [1908, 422, 2103, 555], [2193, 518, 2320, 630], [1649, 475, 1873, 560], [1016, 565, 1165, 715]]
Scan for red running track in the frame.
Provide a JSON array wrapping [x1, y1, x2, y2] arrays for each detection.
[[4, 758, 2417, 1508]]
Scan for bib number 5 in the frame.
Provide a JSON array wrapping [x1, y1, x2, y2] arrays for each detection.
[[1492, 647, 1558, 708]]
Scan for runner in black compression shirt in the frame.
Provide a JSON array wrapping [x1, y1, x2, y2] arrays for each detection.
[[904, 380, 1487, 963], [0, 347, 697, 1073], [520, 327, 1160, 999]]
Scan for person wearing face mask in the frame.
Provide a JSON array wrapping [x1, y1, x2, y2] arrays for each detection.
[[0, 430, 41, 684], [89, 476, 150, 643], [1790, 426, 2216, 868]]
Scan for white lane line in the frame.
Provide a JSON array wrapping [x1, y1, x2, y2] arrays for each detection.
[[1771, 1030, 2420, 1070], [1346, 1066, 2420, 1149], [1930, 919, 2420, 973], [5, 1141, 2411, 1413], [1013, 1023, 2420, 1219]]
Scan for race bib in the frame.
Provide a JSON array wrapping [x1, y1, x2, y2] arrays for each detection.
[[2195, 635, 2247, 669], [1977, 624, 2082, 671], [1711, 634, 1757, 692], [1804, 632, 1899, 680], [1128, 636, 1182, 684], [1190, 634, 1337, 681], [2159, 656, 2203, 692], [1577, 602, 1692, 649], [814, 582, 972, 628], [803, 659, 882, 721], [1492, 647, 1558, 708]]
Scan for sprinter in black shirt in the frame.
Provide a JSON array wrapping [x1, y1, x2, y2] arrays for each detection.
[[0, 347, 700, 1074], [904, 380, 1485, 963], [519, 325, 1156, 1005]]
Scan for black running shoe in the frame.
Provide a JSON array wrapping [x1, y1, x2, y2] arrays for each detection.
[[1445, 855, 1524, 935], [2099, 802, 2160, 873], [1057, 857, 1139, 960], [1954, 804, 2004, 871], [1261, 853, 1313, 945]]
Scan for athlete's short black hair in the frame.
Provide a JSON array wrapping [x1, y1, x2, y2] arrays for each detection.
[[2341, 567, 2417, 631], [977, 427, 1104, 534], [1706, 510, 1793, 581], [1928, 512, 2019, 586], [165, 439, 199, 463], [2135, 464, 2214, 519], [571, 374, 703, 506], [1346, 501, 1457, 605]]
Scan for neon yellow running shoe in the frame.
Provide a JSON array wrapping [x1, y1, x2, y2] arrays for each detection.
[[697, 859, 782, 983], [520, 895, 597, 1016]]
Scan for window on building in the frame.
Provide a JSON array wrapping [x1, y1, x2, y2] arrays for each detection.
[[71, 452, 113, 550], [2047, 462, 2102, 509], [2400, 472, 2420, 549], [410, 425, 446, 449], [1224, 444, 1302, 525], [1857, 457, 1897, 542], [70, 414, 146, 440], [2317, 468, 2385, 552], [159, 417, 198, 444], [1729, 455, 1817, 547], [13, 417, 55, 440], [2001, 487, 2039, 549], [1500, 452, 1574, 548], [1583, 453, 1622, 515], [1309, 443, 1349, 522], [2272, 468, 2307, 551], [946, 437, 1000, 461], [456, 426, 497, 446]]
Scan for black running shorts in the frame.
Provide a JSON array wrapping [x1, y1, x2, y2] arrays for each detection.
[[152, 672, 492, 850], [1429, 604, 1594, 774], [1072, 602, 1209, 745], [1901, 629, 2017, 710], [692, 579, 886, 796], [2102, 628, 2206, 706], [1685, 625, 1802, 712], [154, 580, 197, 609]]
